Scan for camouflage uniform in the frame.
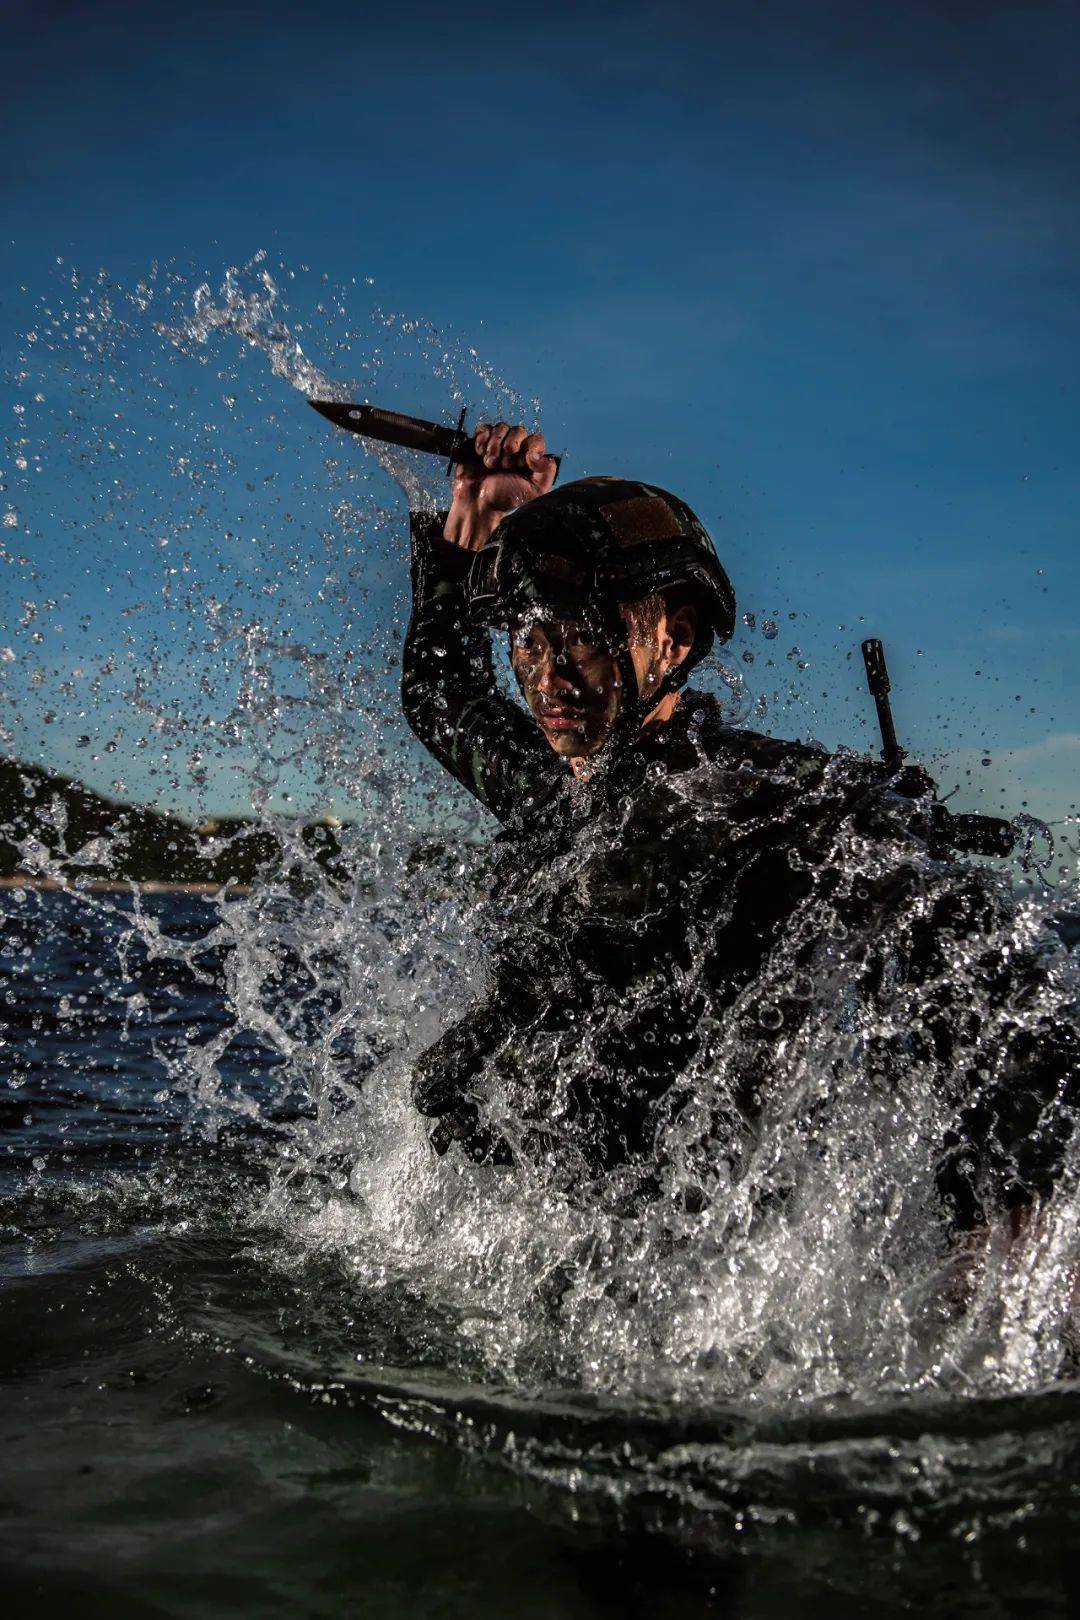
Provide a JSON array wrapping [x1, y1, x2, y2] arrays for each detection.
[[402, 505, 1076, 1222]]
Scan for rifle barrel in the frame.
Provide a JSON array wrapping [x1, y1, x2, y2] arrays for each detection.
[[861, 638, 904, 773]]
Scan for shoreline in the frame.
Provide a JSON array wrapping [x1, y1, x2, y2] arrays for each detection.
[[0, 875, 253, 895]]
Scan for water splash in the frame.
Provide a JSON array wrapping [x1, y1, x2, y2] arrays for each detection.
[[175, 747, 1080, 1406], [154, 251, 350, 403], [150, 248, 535, 512], [3, 254, 1080, 1557]]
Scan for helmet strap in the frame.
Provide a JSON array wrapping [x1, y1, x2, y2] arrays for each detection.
[[604, 640, 688, 754], [608, 643, 643, 749]]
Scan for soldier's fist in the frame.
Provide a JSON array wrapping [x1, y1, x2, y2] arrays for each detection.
[[444, 422, 557, 550]]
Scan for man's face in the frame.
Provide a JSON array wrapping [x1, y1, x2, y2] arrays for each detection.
[[509, 608, 676, 759]]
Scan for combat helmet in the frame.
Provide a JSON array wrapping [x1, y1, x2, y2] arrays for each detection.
[[467, 476, 735, 722]]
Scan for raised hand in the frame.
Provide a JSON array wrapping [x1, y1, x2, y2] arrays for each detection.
[[444, 421, 557, 550]]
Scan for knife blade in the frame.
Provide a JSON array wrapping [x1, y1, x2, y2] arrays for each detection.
[[309, 400, 483, 465]]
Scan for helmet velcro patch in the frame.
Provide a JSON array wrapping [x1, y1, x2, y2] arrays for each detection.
[[534, 553, 587, 586], [600, 494, 683, 547]]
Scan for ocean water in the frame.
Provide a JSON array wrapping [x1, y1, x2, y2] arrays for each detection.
[[3, 865, 1080, 1620]]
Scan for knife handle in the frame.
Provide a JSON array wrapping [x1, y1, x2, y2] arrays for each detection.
[[448, 406, 559, 478], [449, 443, 562, 479]]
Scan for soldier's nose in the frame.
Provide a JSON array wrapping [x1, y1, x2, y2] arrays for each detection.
[[535, 654, 578, 698]]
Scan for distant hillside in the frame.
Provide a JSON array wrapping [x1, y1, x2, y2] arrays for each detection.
[[0, 757, 346, 886]]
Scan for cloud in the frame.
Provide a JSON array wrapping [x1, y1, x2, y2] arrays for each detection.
[[938, 731, 1080, 823], [988, 732, 1080, 770]]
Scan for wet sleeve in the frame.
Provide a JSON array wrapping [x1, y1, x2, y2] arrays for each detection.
[[401, 510, 563, 824]]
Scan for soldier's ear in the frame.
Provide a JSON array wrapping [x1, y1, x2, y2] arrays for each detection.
[[666, 603, 698, 666]]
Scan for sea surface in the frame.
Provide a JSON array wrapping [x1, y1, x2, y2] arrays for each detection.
[[3, 882, 1080, 1619]]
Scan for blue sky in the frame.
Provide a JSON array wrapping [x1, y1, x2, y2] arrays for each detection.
[[2, 0, 1078, 835]]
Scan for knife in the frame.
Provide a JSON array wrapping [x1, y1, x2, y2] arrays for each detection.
[[309, 399, 559, 478]]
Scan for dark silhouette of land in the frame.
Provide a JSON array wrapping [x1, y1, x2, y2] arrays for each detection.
[[0, 756, 346, 888]]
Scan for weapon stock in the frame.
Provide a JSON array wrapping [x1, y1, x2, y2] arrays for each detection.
[[860, 637, 1015, 858]]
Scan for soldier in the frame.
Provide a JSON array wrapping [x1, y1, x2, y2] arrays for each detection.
[[401, 421, 1076, 1226]]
